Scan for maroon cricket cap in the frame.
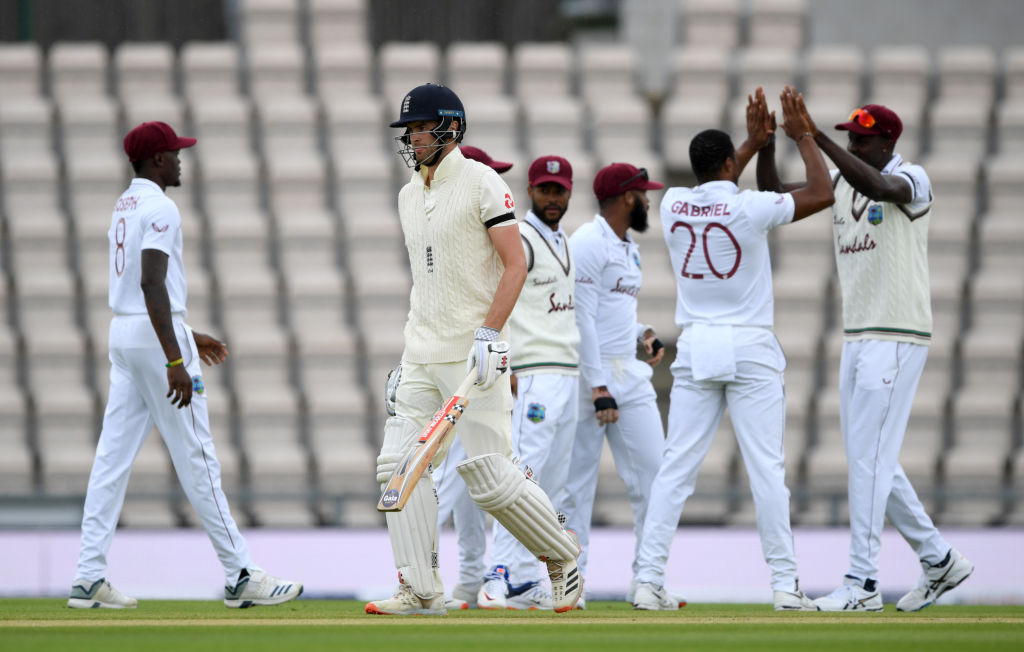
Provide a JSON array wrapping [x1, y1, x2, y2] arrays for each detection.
[[593, 162, 664, 201], [528, 155, 573, 190], [123, 121, 197, 162], [835, 104, 903, 142], [461, 145, 513, 173]]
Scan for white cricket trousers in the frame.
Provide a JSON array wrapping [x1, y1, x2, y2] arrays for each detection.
[[490, 373, 579, 585], [432, 437, 488, 587], [840, 339, 950, 581], [75, 316, 250, 585], [561, 357, 664, 580], [635, 334, 800, 592]]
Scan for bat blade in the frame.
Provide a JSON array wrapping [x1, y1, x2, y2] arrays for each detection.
[[377, 372, 476, 512]]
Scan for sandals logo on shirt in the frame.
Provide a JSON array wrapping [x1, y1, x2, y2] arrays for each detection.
[[526, 403, 546, 423]]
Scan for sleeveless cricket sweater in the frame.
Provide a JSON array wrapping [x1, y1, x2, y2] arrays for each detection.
[[831, 164, 933, 345], [508, 220, 580, 376], [399, 151, 513, 363]]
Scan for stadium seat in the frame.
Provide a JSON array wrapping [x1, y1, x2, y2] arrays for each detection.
[[446, 41, 509, 102], [246, 42, 308, 101], [512, 42, 574, 100], [48, 41, 110, 102], [255, 94, 322, 161], [578, 43, 638, 102], [181, 41, 243, 100], [307, 0, 369, 50], [803, 45, 864, 118], [522, 95, 586, 161], [0, 41, 43, 98], [113, 42, 177, 101], [867, 45, 931, 131], [679, 0, 741, 50], [239, 0, 302, 49], [378, 41, 442, 109], [747, 0, 807, 51], [313, 42, 375, 101]]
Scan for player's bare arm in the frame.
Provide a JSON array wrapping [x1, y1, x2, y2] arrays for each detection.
[[736, 86, 775, 175], [814, 131, 913, 204], [193, 332, 229, 366], [481, 222, 528, 331], [779, 86, 835, 221], [141, 248, 191, 408]]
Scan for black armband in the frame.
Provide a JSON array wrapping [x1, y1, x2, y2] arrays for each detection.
[[651, 338, 664, 356], [593, 396, 618, 412]]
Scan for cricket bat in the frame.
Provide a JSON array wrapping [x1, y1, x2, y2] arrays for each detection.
[[377, 371, 477, 512]]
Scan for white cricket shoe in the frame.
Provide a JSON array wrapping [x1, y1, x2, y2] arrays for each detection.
[[632, 582, 680, 611], [67, 578, 137, 609], [546, 530, 583, 613], [224, 569, 303, 608], [773, 583, 819, 611], [813, 576, 883, 612], [507, 581, 553, 610], [477, 565, 511, 610], [445, 581, 481, 610], [365, 582, 446, 616], [627, 578, 687, 608], [897, 549, 974, 612], [574, 596, 586, 610]]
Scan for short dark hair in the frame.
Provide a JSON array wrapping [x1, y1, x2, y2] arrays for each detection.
[[689, 129, 735, 182]]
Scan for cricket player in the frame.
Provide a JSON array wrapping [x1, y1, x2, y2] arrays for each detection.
[[367, 83, 582, 616], [560, 160, 668, 608], [68, 121, 302, 609], [755, 100, 974, 611], [428, 144, 514, 611], [633, 87, 832, 611], [477, 155, 581, 610]]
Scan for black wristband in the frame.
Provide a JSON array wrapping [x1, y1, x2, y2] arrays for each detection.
[[594, 396, 618, 412], [651, 338, 664, 356]]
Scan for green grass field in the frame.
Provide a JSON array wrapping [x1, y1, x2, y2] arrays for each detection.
[[2, 600, 1022, 652]]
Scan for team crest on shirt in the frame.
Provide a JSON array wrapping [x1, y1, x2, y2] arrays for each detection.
[[526, 403, 546, 423], [192, 375, 205, 396], [867, 205, 883, 225]]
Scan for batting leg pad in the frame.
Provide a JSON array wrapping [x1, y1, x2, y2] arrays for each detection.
[[457, 453, 579, 562], [379, 417, 443, 597]]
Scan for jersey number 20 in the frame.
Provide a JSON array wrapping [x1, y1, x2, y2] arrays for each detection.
[[670, 220, 742, 280]]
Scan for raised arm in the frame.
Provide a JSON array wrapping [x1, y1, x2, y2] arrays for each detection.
[[812, 131, 912, 203], [735, 86, 775, 176], [778, 86, 834, 221]]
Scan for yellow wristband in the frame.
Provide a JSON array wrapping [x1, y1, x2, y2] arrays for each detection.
[[165, 358, 184, 368]]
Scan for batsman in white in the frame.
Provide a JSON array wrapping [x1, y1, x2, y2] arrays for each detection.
[[561, 162, 672, 609], [68, 121, 302, 609], [476, 155, 581, 611], [633, 87, 833, 612], [427, 144, 514, 611], [755, 100, 974, 611], [366, 84, 582, 616]]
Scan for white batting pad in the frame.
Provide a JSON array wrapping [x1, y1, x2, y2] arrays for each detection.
[[379, 417, 443, 597], [457, 453, 579, 562]]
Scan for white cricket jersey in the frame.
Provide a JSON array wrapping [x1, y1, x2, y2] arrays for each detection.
[[831, 153, 933, 344], [569, 215, 646, 389], [108, 178, 187, 316], [508, 211, 580, 376], [660, 180, 794, 328], [399, 147, 518, 363]]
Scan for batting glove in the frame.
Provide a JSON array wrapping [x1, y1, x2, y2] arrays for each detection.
[[384, 362, 401, 416], [467, 326, 510, 390]]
